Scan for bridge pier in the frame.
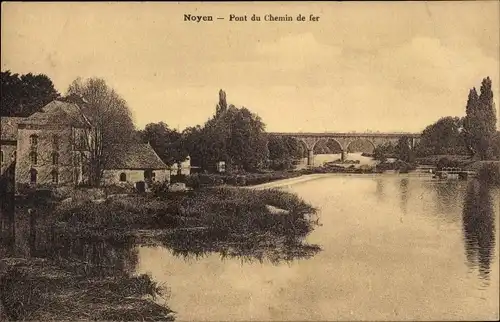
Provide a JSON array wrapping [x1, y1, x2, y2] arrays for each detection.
[[307, 149, 314, 167]]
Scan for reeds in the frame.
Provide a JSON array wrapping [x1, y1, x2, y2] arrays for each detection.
[[0, 258, 174, 321]]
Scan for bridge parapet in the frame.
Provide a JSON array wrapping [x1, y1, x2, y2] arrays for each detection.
[[269, 132, 421, 138]]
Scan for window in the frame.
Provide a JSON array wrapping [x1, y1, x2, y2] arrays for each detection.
[[51, 170, 59, 184], [0, 150, 3, 164], [30, 168, 37, 184], [30, 151, 37, 165], [53, 135, 59, 150], [52, 152, 59, 165], [119, 172, 127, 182], [30, 134, 38, 146]]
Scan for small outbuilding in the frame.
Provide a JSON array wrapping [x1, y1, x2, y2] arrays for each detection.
[[103, 143, 169, 187]]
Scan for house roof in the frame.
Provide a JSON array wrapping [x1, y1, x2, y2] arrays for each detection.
[[19, 99, 91, 127], [105, 143, 168, 170], [1, 117, 25, 141]]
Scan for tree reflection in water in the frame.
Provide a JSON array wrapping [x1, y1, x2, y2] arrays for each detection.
[[434, 181, 461, 222], [146, 227, 322, 265], [399, 178, 409, 217], [462, 179, 496, 286]]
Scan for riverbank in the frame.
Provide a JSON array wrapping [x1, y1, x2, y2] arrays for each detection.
[[0, 257, 174, 321], [0, 187, 320, 321]]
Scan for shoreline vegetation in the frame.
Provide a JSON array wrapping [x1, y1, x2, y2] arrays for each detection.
[[1, 186, 320, 321]]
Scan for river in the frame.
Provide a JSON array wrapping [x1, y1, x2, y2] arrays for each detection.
[[136, 174, 499, 321], [1, 174, 499, 321]]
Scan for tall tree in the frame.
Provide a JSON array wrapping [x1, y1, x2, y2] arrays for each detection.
[[463, 77, 497, 160], [67, 77, 136, 186], [138, 122, 188, 167], [395, 136, 414, 163], [1, 70, 60, 116], [182, 125, 213, 171], [184, 91, 269, 172], [492, 131, 500, 160], [215, 89, 228, 117], [416, 116, 468, 156], [208, 105, 269, 171]]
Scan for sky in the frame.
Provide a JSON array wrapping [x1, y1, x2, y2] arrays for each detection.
[[2, 1, 499, 133]]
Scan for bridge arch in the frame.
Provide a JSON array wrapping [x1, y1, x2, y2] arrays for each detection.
[[313, 137, 344, 154], [291, 137, 309, 158], [345, 138, 377, 154]]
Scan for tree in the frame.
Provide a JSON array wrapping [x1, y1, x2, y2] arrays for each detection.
[[66, 77, 136, 186], [415, 116, 468, 156], [395, 136, 414, 163], [491, 131, 500, 160], [213, 105, 269, 171], [215, 89, 228, 117], [138, 122, 188, 167], [463, 77, 498, 160], [183, 90, 269, 172], [267, 136, 304, 170], [373, 142, 396, 162], [1, 70, 60, 116]]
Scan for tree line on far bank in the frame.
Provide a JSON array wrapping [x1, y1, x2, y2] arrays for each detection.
[[374, 77, 499, 163]]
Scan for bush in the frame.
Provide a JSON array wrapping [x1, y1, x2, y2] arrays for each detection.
[[269, 159, 293, 171], [437, 157, 460, 170], [104, 184, 134, 196], [170, 174, 186, 184], [185, 174, 201, 189], [150, 180, 170, 196], [376, 160, 416, 172]]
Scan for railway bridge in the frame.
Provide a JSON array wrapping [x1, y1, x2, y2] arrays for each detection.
[[269, 132, 422, 166]]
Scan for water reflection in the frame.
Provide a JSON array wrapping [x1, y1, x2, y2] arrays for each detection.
[[399, 178, 409, 217], [0, 193, 15, 257], [0, 198, 138, 277], [150, 228, 321, 265], [375, 178, 385, 202], [462, 180, 496, 285]]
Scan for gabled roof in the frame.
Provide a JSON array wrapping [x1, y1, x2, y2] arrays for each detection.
[[1, 117, 25, 140], [18, 99, 91, 128], [105, 143, 167, 170]]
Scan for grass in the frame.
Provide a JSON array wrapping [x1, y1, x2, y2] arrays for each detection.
[[0, 258, 174, 321], [48, 187, 321, 263]]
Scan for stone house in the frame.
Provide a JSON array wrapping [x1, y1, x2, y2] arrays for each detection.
[[103, 143, 170, 186], [1, 97, 169, 191], [10, 99, 92, 190]]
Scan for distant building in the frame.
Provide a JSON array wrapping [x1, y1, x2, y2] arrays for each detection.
[[1, 97, 169, 191], [169, 156, 191, 176]]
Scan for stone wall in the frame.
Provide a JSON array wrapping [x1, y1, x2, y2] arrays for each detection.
[[102, 169, 170, 185], [15, 126, 77, 189]]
